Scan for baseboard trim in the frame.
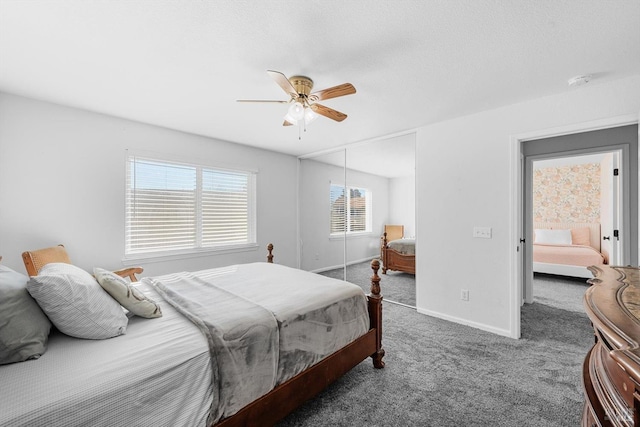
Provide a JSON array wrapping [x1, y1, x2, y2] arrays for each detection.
[[416, 307, 514, 338], [310, 256, 378, 274]]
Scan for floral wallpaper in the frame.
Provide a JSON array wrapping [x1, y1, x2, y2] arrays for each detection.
[[533, 163, 601, 223]]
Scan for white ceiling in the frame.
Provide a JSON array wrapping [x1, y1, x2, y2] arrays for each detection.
[[1, 0, 639, 165]]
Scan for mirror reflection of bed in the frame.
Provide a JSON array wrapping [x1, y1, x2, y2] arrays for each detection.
[[380, 225, 415, 275], [377, 224, 416, 308], [318, 224, 417, 308]]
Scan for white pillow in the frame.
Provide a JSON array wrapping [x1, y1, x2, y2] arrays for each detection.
[[26, 263, 128, 339], [534, 229, 572, 245], [94, 268, 162, 319]]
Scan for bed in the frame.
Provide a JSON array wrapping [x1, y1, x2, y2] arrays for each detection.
[[533, 222, 606, 279], [0, 244, 384, 427], [380, 224, 415, 275]]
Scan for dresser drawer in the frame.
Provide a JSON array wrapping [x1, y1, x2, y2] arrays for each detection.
[[598, 339, 637, 409], [582, 402, 601, 427]]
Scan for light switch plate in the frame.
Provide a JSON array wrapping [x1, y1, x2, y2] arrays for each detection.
[[473, 227, 492, 239]]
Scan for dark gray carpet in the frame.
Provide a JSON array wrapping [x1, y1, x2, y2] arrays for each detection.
[[277, 271, 592, 426]]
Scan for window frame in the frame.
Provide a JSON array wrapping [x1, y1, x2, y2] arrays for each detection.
[[329, 183, 373, 238], [123, 151, 257, 264]]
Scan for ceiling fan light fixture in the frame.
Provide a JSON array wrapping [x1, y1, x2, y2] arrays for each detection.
[[283, 112, 298, 125], [287, 101, 305, 121], [304, 107, 318, 124], [237, 70, 356, 132]]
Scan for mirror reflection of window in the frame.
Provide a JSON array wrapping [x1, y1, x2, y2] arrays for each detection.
[[330, 184, 371, 235]]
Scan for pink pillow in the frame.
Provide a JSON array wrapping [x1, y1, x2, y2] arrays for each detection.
[[571, 227, 591, 246]]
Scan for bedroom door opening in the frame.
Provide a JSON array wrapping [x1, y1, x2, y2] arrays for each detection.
[[521, 124, 638, 305], [523, 150, 623, 304]]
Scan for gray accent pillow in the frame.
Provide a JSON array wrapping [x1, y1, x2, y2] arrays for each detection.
[[0, 264, 51, 365], [94, 268, 162, 318], [27, 263, 128, 339]]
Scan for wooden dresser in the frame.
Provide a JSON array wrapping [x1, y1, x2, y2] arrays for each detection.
[[583, 265, 640, 426]]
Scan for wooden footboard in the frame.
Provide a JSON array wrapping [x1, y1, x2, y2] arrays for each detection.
[[381, 233, 415, 274], [215, 249, 384, 426]]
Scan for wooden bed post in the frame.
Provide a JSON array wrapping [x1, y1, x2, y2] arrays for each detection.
[[381, 233, 388, 274], [368, 259, 385, 368], [267, 243, 274, 263]]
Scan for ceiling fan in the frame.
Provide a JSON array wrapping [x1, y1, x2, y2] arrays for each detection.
[[237, 70, 356, 127]]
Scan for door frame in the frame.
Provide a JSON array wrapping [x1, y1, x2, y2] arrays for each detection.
[[509, 113, 639, 339]]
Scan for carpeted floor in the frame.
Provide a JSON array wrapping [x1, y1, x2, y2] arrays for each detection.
[[278, 269, 592, 426], [320, 261, 416, 307]]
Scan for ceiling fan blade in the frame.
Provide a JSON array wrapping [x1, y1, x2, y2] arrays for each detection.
[[236, 99, 289, 103], [267, 70, 298, 98], [283, 120, 294, 126], [309, 83, 356, 102], [311, 103, 348, 122]]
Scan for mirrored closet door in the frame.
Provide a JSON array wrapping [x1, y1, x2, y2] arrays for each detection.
[[345, 135, 416, 307], [298, 133, 417, 307]]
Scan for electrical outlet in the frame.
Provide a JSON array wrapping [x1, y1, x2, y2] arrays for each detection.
[[461, 289, 469, 301], [473, 227, 492, 239], [314, 253, 319, 260]]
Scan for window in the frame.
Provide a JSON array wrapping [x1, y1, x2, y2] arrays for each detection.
[[125, 155, 256, 256], [330, 184, 372, 235]]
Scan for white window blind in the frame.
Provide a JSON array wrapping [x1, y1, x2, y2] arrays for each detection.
[[330, 184, 371, 235], [126, 155, 256, 255], [330, 184, 346, 234]]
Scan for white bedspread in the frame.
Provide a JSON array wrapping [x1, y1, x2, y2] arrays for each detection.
[[387, 238, 416, 255], [0, 263, 370, 427], [0, 281, 212, 427], [145, 262, 370, 424]]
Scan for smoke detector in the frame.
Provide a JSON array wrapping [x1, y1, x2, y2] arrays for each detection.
[[568, 74, 592, 87]]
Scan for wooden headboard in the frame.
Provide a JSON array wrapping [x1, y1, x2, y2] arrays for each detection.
[[533, 222, 601, 252], [384, 225, 404, 242], [22, 244, 143, 281], [22, 244, 71, 277]]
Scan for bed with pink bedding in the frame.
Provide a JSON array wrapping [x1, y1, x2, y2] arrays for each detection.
[[533, 222, 606, 278]]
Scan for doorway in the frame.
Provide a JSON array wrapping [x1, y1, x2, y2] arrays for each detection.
[[520, 124, 638, 306], [524, 150, 622, 303]]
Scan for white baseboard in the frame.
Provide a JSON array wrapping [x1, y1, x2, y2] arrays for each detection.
[[310, 255, 378, 274], [416, 307, 515, 339]]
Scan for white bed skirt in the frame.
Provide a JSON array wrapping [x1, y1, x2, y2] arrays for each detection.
[[533, 262, 595, 279]]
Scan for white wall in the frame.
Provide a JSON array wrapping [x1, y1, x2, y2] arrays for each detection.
[[0, 93, 298, 275], [389, 175, 416, 237], [416, 75, 640, 337], [299, 157, 389, 272]]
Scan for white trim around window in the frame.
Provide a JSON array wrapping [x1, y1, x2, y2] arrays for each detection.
[[123, 150, 257, 262]]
